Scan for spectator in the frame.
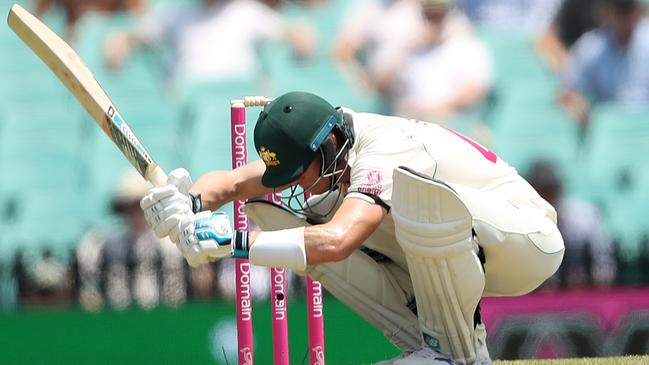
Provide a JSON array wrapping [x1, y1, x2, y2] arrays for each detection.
[[31, 249, 69, 297], [528, 161, 616, 288], [536, 0, 600, 74], [188, 264, 217, 299], [12, 249, 73, 306], [0, 260, 18, 312], [76, 171, 185, 311], [333, 0, 426, 95], [387, 0, 492, 121], [76, 230, 105, 311], [458, 0, 563, 35], [35, 0, 147, 41], [12, 250, 28, 305], [104, 0, 314, 88], [561, 0, 649, 125]]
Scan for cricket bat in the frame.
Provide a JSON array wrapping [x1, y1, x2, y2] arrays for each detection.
[[7, 3, 168, 187]]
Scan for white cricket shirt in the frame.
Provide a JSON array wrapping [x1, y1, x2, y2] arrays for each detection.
[[342, 110, 520, 268]]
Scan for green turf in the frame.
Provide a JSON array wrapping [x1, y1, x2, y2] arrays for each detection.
[[1, 302, 647, 364], [495, 356, 649, 365]]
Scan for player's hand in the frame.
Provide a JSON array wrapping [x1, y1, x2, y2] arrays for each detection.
[[169, 211, 234, 267], [140, 168, 194, 238], [104, 31, 130, 69], [288, 22, 315, 60]]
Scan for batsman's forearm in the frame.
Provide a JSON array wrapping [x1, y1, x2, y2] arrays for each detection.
[[244, 222, 355, 266], [191, 170, 238, 210], [191, 161, 272, 211]]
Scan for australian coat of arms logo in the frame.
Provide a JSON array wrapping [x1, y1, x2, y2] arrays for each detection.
[[259, 147, 280, 166]]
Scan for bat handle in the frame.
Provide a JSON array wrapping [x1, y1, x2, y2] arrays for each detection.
[[146, 165, 168, 187]]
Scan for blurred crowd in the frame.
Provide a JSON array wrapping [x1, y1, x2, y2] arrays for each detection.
[[1, 171, 305, 311], [32, 0, 649, 118], [1, 0, 649, 312]]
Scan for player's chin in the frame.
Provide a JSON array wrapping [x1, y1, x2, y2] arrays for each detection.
[[303, 180, 330, 195], [312, 183, 336, 194]]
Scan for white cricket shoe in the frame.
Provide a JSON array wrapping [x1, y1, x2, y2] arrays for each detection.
[[375, 322, 492, 365], [372, 348, 454, 365], [391, 347, 455, 365], [473, 323, 492, 365]]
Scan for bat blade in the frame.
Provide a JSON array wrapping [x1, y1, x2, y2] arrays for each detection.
[[7, 3, 167, 187]]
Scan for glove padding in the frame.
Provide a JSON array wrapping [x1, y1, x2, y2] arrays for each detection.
[[140, 168, 193, 238], [170, 211, 234, 267]]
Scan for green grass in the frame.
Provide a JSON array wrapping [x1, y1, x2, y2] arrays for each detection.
[[495, 356, 649, 365]]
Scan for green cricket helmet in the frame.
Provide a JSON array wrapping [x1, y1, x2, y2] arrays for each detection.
[[254, 91, 354, 188]]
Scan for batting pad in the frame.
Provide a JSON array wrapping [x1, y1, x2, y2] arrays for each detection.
[[244, 200, 422, 351], [392, 167, 486, 364]]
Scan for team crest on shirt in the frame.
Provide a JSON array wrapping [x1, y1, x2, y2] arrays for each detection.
[[358, 170, 383, 195], [259, 147, 280, 166]]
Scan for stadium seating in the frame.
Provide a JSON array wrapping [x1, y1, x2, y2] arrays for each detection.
[[75, 13, 164, 100], [477, 26, 552, 90], [491, 98, 579, 179], [606, 167, 649, 263], [261, 0, 381, 113], [177, 80, 260, 176], [0, 32, 69, 109], [149, 0, 198, 12], [1, 190, 92, 255], [571, 105, 649, 263], [261, 42, 380, 111], [0, 100, 90, 254], [478, 23, 581, 178], [0, 104, 83, 191], [477, 25, 558, 132], [571, 104, 649, 206]]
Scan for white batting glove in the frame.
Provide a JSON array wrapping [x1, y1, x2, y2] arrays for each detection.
[[140, 168, 194, 238], [169, 211, 235, 267]]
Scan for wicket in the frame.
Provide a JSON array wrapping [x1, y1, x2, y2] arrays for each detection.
[[230, 97, 325, 365]]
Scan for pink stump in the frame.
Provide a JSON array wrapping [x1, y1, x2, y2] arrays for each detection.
[[231, 104, 254, 365], [303, 192, 325, 364], [307, 277, 325, 364], [271, 267, 289, 364], [269, 190, 290, 365]]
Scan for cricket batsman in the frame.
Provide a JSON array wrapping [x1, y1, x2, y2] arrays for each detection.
[[140, 92, 565, 364]]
